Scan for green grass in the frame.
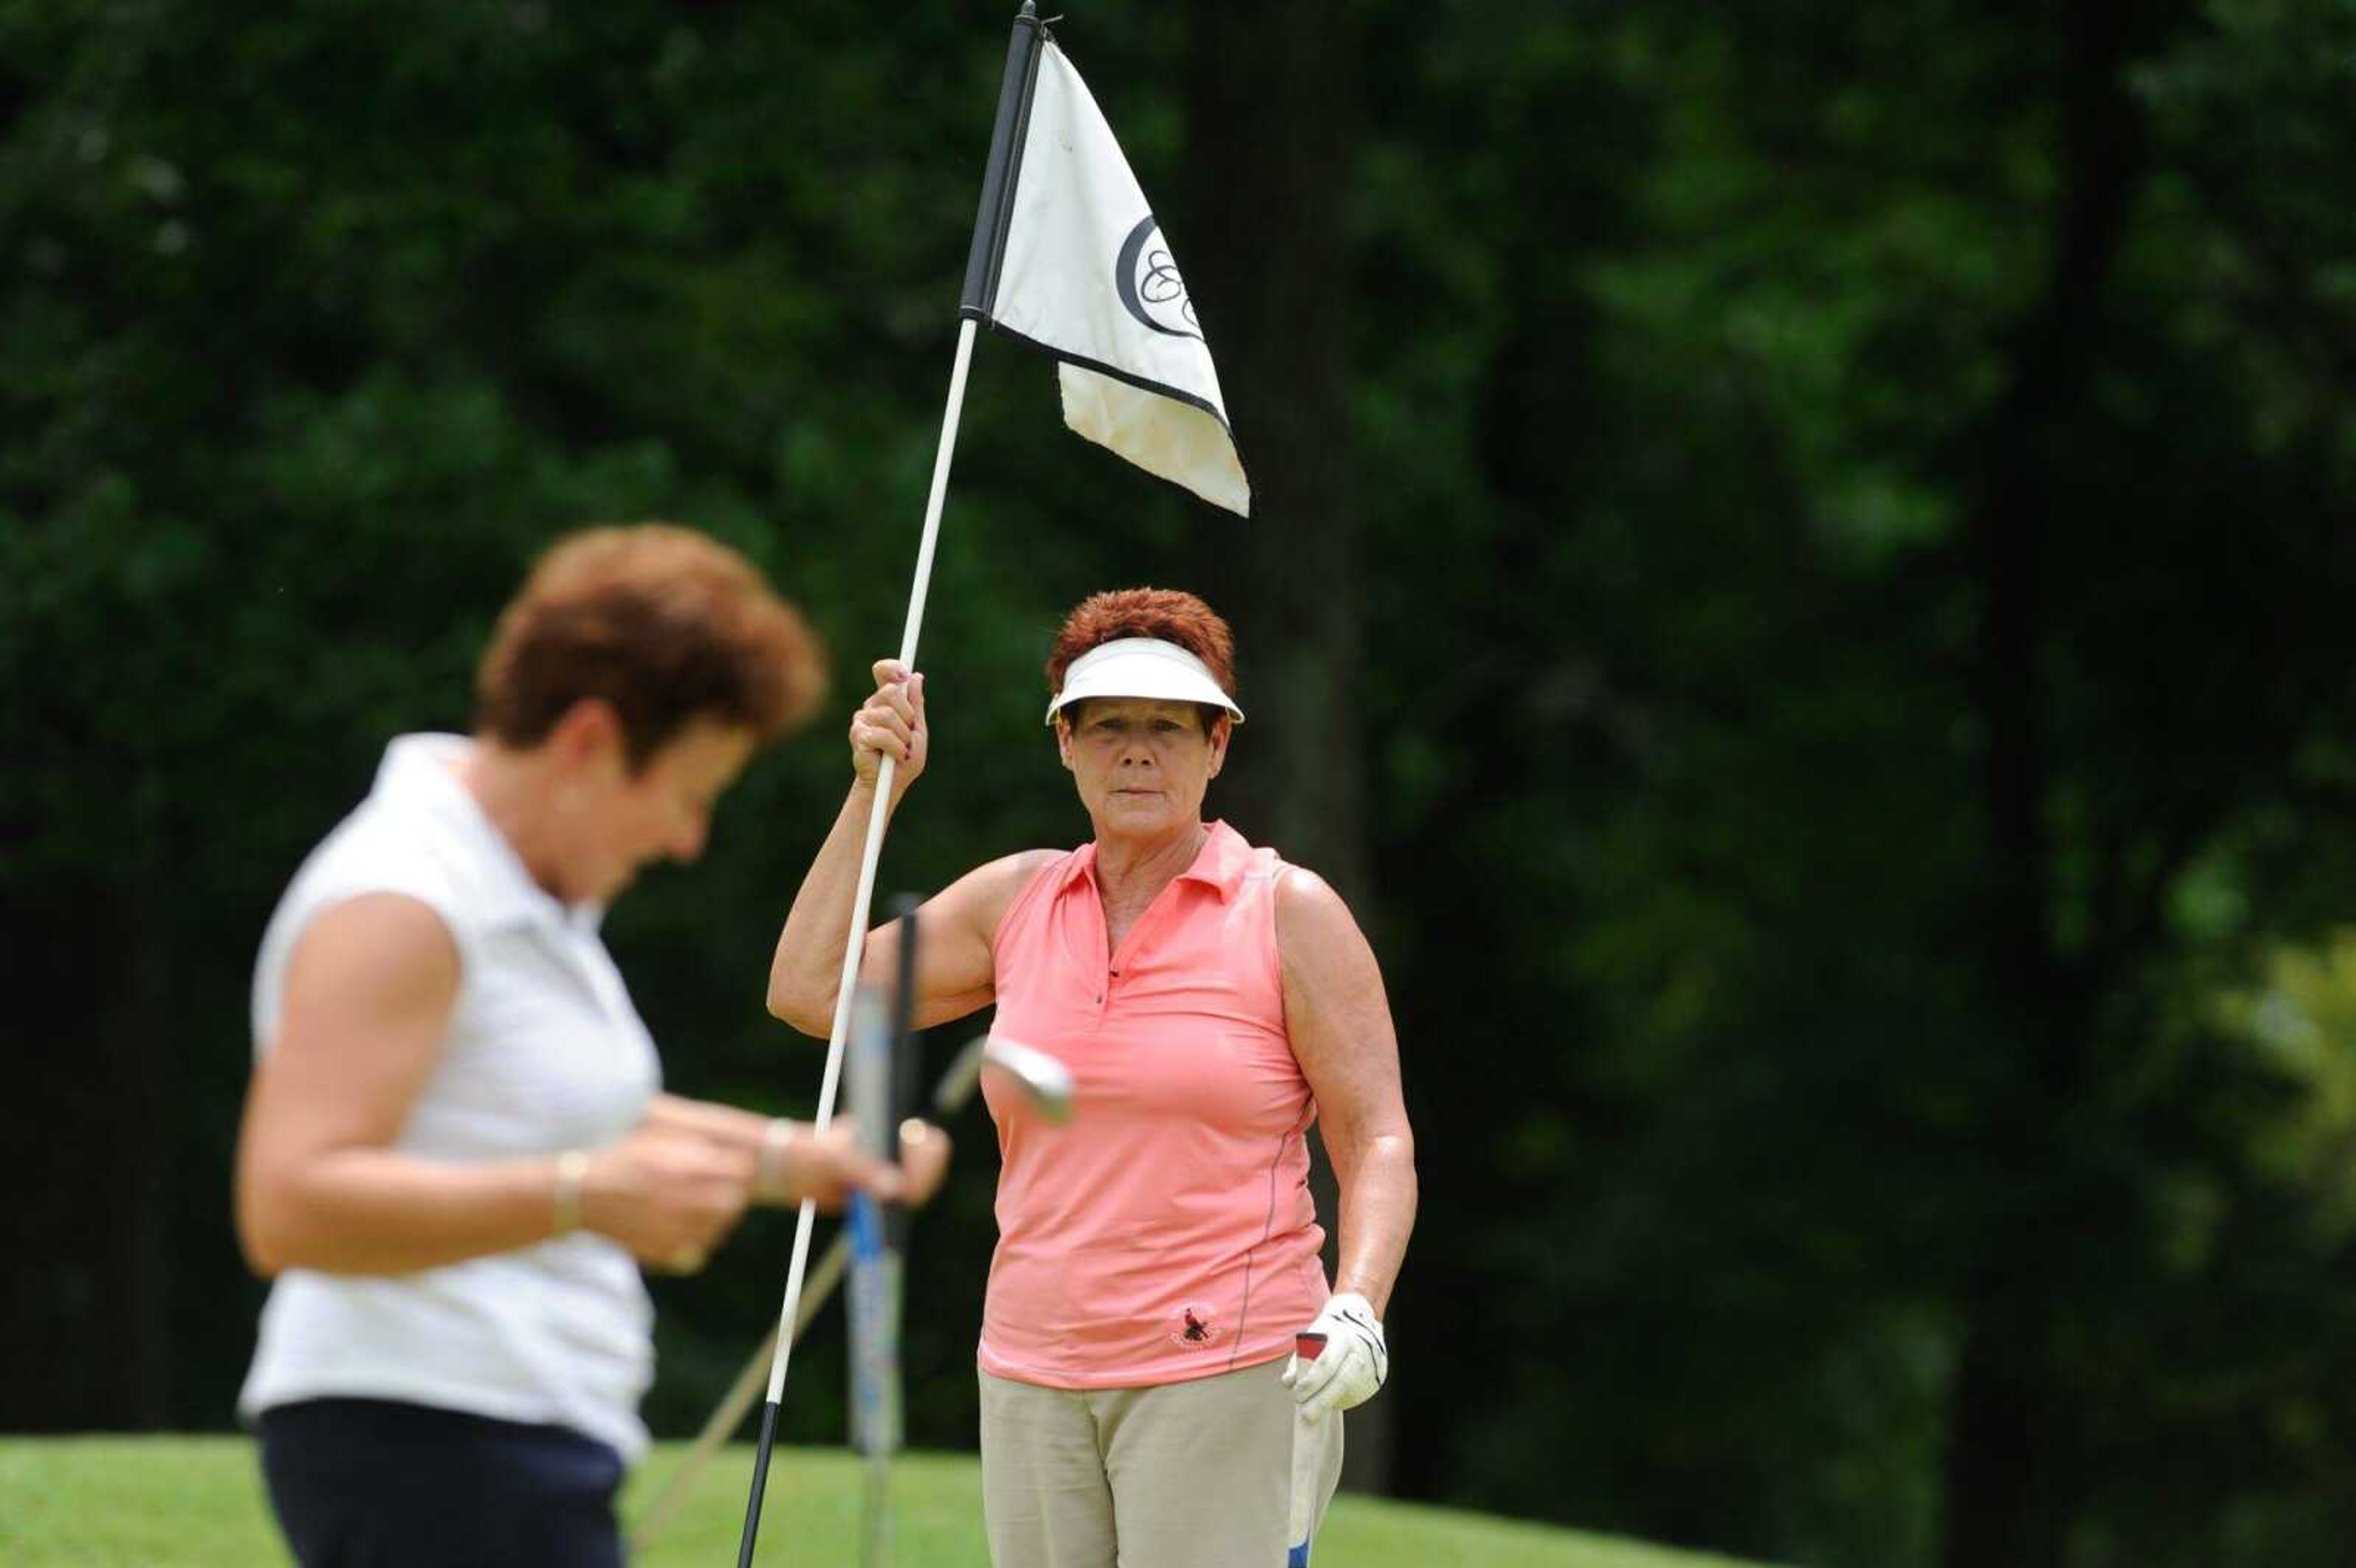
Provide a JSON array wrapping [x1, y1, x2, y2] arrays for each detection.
[[0, 1436, 1772, 1567]]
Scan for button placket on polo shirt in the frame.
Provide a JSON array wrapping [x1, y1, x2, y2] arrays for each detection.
[[1062, 863, 1114, 1022]]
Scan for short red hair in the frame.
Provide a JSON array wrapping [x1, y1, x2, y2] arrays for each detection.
[[1045, 588, 1238, 705], [475, 524, 826, 771]]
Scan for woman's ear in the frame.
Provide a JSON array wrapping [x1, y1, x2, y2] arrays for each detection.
[[547, 697, 629, 777]]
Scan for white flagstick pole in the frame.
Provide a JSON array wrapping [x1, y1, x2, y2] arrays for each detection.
[[737, 6, 1043, 1557], [769, 312, 976, 1402], [733, 317, 978, 1567]]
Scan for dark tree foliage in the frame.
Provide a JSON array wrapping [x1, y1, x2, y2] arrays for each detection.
[[7, 4, 2356, 1567]]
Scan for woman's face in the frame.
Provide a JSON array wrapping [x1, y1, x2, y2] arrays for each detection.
[[558, 717, 758, 904], [1055, 696, 1230, 844]]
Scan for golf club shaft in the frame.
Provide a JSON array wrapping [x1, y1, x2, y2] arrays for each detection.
[[849, 1234, 903, 1568], [861, 1448, 894, 1568], [628, 1032, 993, 1555], [845, 985, 903, 1459], [850, 903, 918, 1567]]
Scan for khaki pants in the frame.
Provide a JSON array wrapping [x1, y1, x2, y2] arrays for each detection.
[[979, 1359, 1344, 1568]]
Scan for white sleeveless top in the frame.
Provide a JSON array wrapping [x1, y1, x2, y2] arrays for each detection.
[[237, 734, 663, 1461]]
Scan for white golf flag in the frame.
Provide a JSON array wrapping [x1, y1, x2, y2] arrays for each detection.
[[969, 40, 1250, 517]]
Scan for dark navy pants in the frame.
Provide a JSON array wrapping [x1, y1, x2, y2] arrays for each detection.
[[258, 1397, 626, 1568]]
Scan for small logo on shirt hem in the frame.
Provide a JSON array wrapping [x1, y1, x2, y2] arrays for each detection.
[[1169, 1302, 1223, 1348]]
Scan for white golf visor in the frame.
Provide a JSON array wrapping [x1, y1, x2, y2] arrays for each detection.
[[1044, 638, 1245, 726]]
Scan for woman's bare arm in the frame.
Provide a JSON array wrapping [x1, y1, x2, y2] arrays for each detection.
[[1277, 869, 1418, 1316], [766, 657, 1058, 1036], [236, 894, 749, 1277], [239, 896, 577, 1274], [769, 824, 1057, 1037], [641, 1093, 952, 1207]]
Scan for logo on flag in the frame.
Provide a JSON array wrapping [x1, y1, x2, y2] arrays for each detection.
[[1116, 216, 1201, 341]]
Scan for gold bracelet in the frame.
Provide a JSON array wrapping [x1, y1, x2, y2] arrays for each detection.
[[756, 1118, 795, 1200], [553, 1149, 590, 1237]]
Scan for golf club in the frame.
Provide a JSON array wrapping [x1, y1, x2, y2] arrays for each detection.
[[846, 899, 922, 1567], [626, 1029, 1074, 1553]]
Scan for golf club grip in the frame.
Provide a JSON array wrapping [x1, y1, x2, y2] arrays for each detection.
[[888, 894, 921, 1051], [1285, 1334, 1330, 1567], [886, 896, 922, 1248]]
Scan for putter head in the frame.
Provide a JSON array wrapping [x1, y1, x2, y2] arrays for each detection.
[[980, 1034, 1076, 1124]]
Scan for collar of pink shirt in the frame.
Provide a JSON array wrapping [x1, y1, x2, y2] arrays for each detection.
[[1051, 819, 1255, 904]]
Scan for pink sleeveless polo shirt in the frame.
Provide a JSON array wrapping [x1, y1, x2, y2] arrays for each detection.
[[978, 820, 1330, 1388]]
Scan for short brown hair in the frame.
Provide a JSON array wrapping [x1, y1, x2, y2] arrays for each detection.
[[474, 524, 826, 771], [1046, 588, 1236, 727]]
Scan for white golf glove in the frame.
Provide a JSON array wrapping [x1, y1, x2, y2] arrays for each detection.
[[1281, 1291, 1388, 1422]]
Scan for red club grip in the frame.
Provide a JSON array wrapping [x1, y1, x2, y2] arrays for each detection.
[[1295, 1331, 1328, 1362]]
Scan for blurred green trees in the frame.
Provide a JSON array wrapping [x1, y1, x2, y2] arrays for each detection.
[[7, 4, 2356, 1567]]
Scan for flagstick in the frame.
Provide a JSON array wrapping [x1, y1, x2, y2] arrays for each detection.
[[733, 315, 979, 1568], [735, 8, 1042, 1556]]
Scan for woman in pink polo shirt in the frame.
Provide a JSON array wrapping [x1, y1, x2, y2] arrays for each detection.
[[769, 588, 1417, 1567]]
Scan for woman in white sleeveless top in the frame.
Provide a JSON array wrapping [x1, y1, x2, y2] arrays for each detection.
[[234, 525, 948, 1568]]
